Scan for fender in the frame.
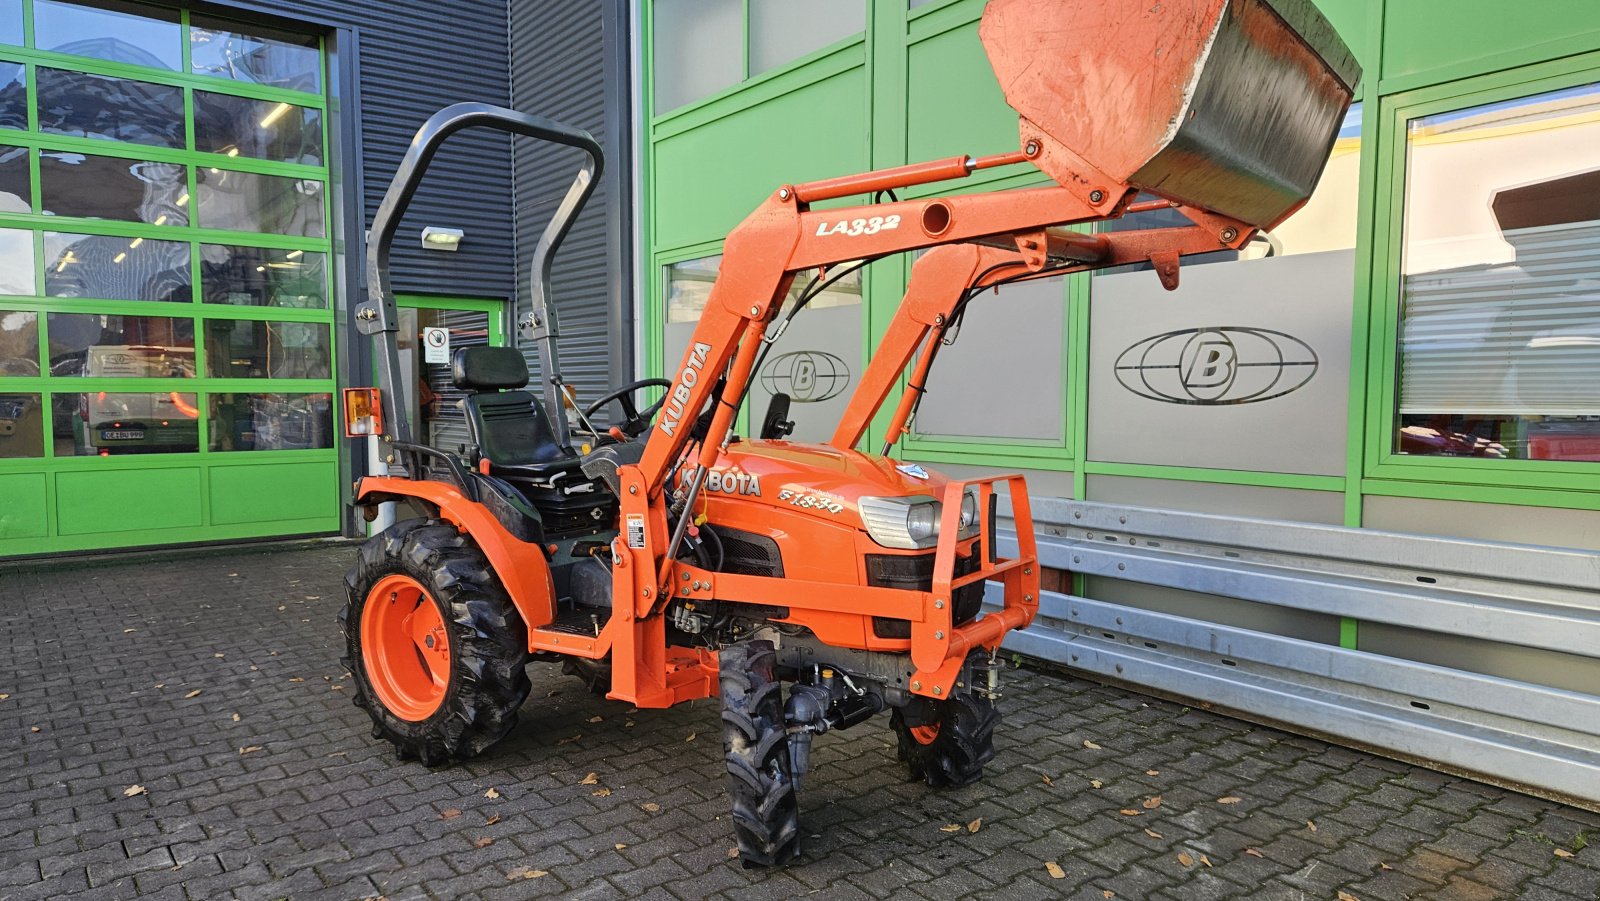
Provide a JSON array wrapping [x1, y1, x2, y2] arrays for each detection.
[[355, 476, 556, 635]]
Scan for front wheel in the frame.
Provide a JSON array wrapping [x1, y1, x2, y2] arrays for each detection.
[[340, 518, 532, 765], [719, 640, 800, 867], [890, 692, 999, 788]]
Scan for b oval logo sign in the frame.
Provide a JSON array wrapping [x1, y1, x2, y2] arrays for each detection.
[[759, 350, 851, 403], [1114, 327, 1318, 405]]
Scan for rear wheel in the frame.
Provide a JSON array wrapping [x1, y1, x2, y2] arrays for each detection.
[[890, 692, 999, 788], [719, 640, 800, 867], [341, 518, 532, 765]]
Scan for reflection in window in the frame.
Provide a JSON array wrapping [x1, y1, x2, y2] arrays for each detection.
[[0, 63, 25, 131], [203, 318, 330, 379], [0, 143, 28, 213], [1099, 103, 1363, 275], [34, 0, 181, 70], [190, 17, 321, 93], [44, 232, 191, 302], [664, 255, 721, 323], [749, 0, 865, 75], [40, 151, 189, 225], [0, 392, 42, 458], [653, 0, 741, 114], [0, 309, 38, 375], [199, 245, 326, 308], [46, 312, 196, 378], [195, 92, 323, 165], [0, 227, 33, 295], [0, 0, 20, 46], [1398, 83, 1600, 463], [37, 67, 185, 148], [196, 168, 324, 237], [57, 392, 199, 456], [209, 392, 333, 451]]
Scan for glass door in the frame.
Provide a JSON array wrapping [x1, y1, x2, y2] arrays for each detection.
[[393, 296, 506, 454]]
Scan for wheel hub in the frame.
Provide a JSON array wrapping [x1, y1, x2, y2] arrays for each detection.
[[362, 574, 451, 721]]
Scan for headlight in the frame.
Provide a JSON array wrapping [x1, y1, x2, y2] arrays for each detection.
[[859, 489, 982, 550]]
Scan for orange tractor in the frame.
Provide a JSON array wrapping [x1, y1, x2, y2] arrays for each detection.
[[341, 0, 1358, 866]]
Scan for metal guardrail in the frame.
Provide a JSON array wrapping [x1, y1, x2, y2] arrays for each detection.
[[989, 499, 1600, 808]]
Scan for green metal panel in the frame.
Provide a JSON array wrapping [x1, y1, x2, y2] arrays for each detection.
[[208, 460, 340, 525], [904, 16, 1015, 162], [54, 466, 203, 534], [0, 471, 47, 538], [1382, 1, 1600, 92], [652, 62, 868, 250]]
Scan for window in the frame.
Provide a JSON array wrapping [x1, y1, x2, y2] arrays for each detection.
[[1396, 83, 1600, 462], [653, 0, 866, 114]]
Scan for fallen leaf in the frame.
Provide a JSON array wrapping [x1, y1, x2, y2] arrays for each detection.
[[1379, 863, 1392, 870], [154, 684, 164, 689], [239, 746, 263, 755], [485, 788, 501, 799], [587, 716, 603, 723], [0, 694, 8, 700], [184, 689, 202, 699], [624, 721, 635, 728], [1144, 828, 1163, 840], [1244, 848, 1264, 858], [1102, 892, 1115, 899], [330, 685, 345, 691], [228, 572, 238, 577], [1336, 893, 1360, 901], [1045, 861, 1066, 879], [124, 784, 146, 797], [441, 809, 462, 820], [966, 818, 982, 834], [1199, 854, 1213, 868], [1041, 775, 1054, 787], [592, 788, 612, 797], [1217, 796, 1242, 805], [940, 824, 963, 833], [1142, 796, 1162, 810], [1555, 848, 1575, 859], [1177, 852, 1194, 868], [1145, 769, 1160, 776], [30, 726, 39, 733], [614, 843, 627, 850], [288, 678, 304, 683], [727, 848, 740, 859], [231, 713, 240, 722], [685, 732, 696, 743], [213, 653, 225, 659], [1119, 809, 1141, 817], [305, 595, 320, 600], [506, 868, 548, 881], [558, 734, 582, 745], [327, 751, 347, 758], [484, 814, 500, 825], [580, 772, 599, 785], [1090, 779, 1104, 789], [277, 606, 286, 612], [124, 629, 137, 634], [640, 802, 660, 812], [474, 837, 494, 848], [1306, 820, 1317, 833], [1083, 740, 1102, 750]]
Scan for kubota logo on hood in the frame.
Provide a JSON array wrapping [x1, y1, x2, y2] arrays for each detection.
[[1114, 326, 1318, 405]]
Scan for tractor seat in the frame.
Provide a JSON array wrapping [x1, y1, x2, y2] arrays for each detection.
[[452, 346, 579, 481]]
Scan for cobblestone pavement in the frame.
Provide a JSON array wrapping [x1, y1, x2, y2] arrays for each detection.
[[4, 542, 1600, 901]]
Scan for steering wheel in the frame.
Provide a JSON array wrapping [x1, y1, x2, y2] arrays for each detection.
[[582, 378, 673, 437]]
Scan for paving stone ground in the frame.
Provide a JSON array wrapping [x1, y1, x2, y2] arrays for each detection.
[[3, 541, 1599, 901]]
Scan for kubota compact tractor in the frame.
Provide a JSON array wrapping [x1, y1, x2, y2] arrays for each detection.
[[340, 0, 1358, 866]]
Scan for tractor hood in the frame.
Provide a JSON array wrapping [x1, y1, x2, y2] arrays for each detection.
[[707, 440, 952, 511]]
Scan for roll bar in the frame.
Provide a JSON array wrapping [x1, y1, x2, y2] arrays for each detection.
[[356, 102, 604, 453]]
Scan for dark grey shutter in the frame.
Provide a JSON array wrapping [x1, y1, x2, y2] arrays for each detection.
[[509, 0, 633, 407]]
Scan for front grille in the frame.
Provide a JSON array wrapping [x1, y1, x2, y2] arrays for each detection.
[[713, 526, 784, 577], [867, 543, 983, 639]]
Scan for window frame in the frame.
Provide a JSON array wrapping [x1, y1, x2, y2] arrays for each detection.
[[1365, 50, 1600, 492]]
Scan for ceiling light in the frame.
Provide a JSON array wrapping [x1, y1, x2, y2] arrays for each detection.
[[285, 250, 303, 259], [420, 226, 464, 252], [259, 102, 292, 128], [113, 252, 127, 264]]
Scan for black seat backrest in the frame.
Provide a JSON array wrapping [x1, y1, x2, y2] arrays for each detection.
[[451, 347, 569, 467]]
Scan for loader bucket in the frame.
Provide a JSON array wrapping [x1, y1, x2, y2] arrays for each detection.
[[981, 0, 1361, 229]]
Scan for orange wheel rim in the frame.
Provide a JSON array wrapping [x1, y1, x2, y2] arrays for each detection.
[[909, 722, 940, 745], [362, 574, 451, 721]]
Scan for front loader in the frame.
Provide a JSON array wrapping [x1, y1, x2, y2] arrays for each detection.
[[339, 0, 1359, 866]]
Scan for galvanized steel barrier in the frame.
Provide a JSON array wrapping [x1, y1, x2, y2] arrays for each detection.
[[990, 498, 1600, 807]]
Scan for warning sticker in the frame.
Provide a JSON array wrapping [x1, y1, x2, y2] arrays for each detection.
[[626, 513, 646, 549]]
